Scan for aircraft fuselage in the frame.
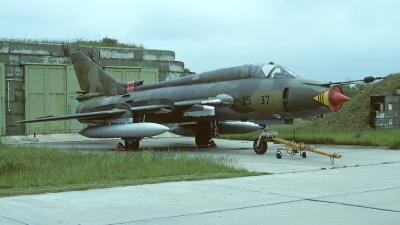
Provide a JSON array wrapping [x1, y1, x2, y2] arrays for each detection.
[[77, 63, 334, 125]]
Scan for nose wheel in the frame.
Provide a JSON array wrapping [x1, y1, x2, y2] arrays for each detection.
[[253, 137, 267, 154], [253, 126, 275, 155]]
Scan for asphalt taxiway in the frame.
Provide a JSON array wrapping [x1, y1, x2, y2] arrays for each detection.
[[1, 134, 400, 224]]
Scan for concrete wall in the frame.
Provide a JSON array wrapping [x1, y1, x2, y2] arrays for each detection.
[[370, 95, 400, 129], [0, 41, 188, 135]]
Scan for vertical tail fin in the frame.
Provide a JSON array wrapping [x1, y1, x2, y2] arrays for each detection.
[[70, 51, 126, 96]]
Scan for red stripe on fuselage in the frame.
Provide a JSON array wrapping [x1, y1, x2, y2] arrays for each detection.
[[127, 81, 135, 92]]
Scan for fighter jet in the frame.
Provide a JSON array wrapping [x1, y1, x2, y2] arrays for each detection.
[[17, 51, 379, 153]]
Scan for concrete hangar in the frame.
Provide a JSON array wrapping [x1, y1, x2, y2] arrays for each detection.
[[0, 40, 188, 136]]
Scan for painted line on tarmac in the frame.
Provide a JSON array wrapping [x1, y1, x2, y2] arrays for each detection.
[[0, 214, 30, 225], [105, 199, 305, 225], [307, 198, 400, 213]]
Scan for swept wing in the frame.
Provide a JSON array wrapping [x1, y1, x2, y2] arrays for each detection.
[[17, 94, 233, 124], [17, 109, 127, 124]]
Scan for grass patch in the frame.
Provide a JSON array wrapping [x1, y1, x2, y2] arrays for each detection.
[[0, 144, 266, 197], [387, 139, 400, 149]]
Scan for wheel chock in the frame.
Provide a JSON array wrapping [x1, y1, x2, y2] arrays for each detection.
[[209, 140, 218, 148], [114, 142, 126, 151]]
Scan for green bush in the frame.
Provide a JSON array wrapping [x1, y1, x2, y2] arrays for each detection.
[[102, 37, 118, 46]]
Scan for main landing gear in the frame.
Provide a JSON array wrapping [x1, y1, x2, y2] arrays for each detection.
[[114, 138, 141, 151], [195, 121, 218, 148]]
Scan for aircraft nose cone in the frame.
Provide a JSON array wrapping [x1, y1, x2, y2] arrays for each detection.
[[328, 85, 350, 112], [330, 91, 350, 106], [313, 85, 350, 112]]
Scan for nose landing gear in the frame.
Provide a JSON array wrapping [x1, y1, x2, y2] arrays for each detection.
[[253, 126, 277, 155], [253, 137, 268, 154]]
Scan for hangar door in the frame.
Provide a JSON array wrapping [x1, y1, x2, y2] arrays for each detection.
[[23, 65, 159, 135], [0, 63, 5, 135], [25, 65, 67, 135], [105, 66, 159, 85], [66, 65, 85, 133]]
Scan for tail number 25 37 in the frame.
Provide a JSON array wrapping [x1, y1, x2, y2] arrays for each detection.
[[242, 95, 270, 105]]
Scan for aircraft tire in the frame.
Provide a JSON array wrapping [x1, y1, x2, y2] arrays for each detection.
[[253, 138, 267, 154], [195, 131, 211, 148]]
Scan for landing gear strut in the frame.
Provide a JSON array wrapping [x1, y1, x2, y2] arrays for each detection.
[[195, 120, 219, 148], [195, 131, 212, 148], [253, 126, 269, 154]]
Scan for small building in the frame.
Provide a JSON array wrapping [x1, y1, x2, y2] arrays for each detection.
[[370, 95, 400, 128], [0, 40, 188, 136]]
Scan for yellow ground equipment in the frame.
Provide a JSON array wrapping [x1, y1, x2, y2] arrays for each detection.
[[258, 131, 341, 165]]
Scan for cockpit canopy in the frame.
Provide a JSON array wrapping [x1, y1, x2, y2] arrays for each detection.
[[250, 63, 299, 78]]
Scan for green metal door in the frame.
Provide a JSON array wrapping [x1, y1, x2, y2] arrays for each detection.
[[142, 68, 159, 84], [67, 65, 85, 132], [25, 65, 67, 134], [105, 67, 141, 82], [104, 66, 159, 84], [0, 63, 5, 135]]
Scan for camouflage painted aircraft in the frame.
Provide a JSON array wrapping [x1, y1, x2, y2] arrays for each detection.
[[18, 51, 379, 153]]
